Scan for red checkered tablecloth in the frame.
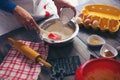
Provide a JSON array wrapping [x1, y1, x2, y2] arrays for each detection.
[[0, 40, 48, 80]]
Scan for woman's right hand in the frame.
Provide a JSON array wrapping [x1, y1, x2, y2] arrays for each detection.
[[13, 5, 40, 33], [54, 0, 76, 16]]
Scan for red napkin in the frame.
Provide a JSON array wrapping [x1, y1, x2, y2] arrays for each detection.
[[0, 40, 48, 80]]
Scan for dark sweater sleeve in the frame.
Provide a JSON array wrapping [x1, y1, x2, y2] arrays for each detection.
[[0, 0, 17, 14]]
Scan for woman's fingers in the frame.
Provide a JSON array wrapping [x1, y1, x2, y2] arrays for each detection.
[[23, 18, 40, 33], [14, 6, 40, 32], [31, 19, 41, 33], [23, 19, 32, 30]]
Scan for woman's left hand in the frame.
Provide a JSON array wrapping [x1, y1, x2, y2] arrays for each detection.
[[54, 0, 76, 16], [13, 5, 40, 33]]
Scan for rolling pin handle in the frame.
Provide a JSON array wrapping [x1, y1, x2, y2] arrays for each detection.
[[37, 57, 52, 68]]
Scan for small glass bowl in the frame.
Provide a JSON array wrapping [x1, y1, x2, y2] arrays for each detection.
[[87, 34, 105, 46], [100, 43, 118, 58]]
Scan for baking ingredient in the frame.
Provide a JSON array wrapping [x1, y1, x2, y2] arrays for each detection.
[[40, 27, 62, 40], [92, 20, 99, 29], [103, 49, 114, 57], [86, 69, 120, 80], [84, 19, 91, 26], [45, 21, 74, 40], [89, 38, 101, 45], [74, 17, 82, 24]]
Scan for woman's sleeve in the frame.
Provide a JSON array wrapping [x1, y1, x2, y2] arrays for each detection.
[[0, 0, 17, 14]]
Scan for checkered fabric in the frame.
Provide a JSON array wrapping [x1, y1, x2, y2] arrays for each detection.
[[0, 40, 48, 80]]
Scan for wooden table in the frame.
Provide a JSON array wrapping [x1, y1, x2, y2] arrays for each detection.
[[39, 0, 120, 80], [0, 0, 120, 80]]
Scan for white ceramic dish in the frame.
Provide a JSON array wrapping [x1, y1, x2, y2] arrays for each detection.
[[87, 34, 105, 46], [100, 43, 118, 58]]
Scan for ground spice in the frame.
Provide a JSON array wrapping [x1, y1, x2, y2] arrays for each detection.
[[104, 49, 114, 57]]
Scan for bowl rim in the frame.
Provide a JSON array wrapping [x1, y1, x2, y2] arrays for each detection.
[[75, 58, 120, 80], [87, 34, 106, 46], [81, 58, 120, 74], [39, 18, 79, 44]]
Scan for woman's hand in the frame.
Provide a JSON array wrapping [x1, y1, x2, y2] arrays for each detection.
[[54, 0, 76, 16], [13, 6, 40, 33]]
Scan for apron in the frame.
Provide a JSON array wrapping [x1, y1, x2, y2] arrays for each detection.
[[0, 0, 57, 35]]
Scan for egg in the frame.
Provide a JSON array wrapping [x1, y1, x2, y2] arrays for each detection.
[[74, 17, 82, 24], [84, 19, 91, 26], [92, 20, 99, 29], [87, 14, 92, 19]]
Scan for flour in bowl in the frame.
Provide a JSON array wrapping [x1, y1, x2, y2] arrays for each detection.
[[45, 20, 74, 40]]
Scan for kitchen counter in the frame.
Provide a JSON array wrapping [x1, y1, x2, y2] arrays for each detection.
[[0, 0, 120, 80]]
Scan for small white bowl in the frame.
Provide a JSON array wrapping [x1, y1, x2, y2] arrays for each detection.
[[100, 43, 118, 58], [87, 34, 105, 46]]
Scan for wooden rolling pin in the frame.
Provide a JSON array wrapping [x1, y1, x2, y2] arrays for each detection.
[[8, 38, 52, 68]]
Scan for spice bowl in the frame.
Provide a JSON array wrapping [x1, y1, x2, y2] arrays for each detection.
[[100, 43, 118, 58], [87, 34, 105, 47]]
